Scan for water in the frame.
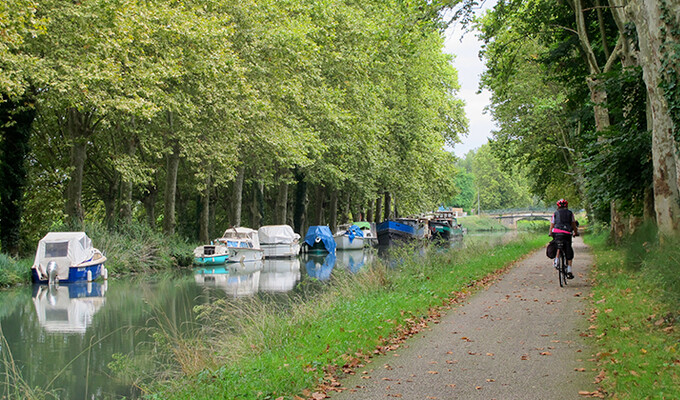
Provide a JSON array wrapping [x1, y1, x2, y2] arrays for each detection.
[[0, 233, 511, 398]]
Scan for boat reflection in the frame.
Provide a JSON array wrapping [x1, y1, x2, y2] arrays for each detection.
[[303, 252, 336, 281], [194, 261, 264, 297], [32, 281, 108, 334], [259, 258, 301, 293], [337, 249, 369, 273]]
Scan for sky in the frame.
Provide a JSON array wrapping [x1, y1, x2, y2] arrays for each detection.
[[443, 3, 497, 159]]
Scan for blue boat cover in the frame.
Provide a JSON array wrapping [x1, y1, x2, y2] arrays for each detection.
[[304, 226, 337, 254], [346, 224, 364, 243]]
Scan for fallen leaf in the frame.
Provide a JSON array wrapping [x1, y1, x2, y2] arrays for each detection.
[[311, 392, 326, 400], [475, 386, 482, 390], [428, 371, 439, 374], [486, 378, 495, 382], [604, 309, 613, 313], [630, 370, 639, 376], [447, 384, 456, 388], [540, 352, 552, 356], [486, 353, 494, 356]]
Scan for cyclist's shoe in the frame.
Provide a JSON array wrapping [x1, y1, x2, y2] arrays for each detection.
[[553, 259, 558, 269], [566, 272, 574, 279]]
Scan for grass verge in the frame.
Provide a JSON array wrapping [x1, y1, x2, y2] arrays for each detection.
[[146, 234, 546, 400], [584, 229, 680, 399], [457, 215, 508, 232]]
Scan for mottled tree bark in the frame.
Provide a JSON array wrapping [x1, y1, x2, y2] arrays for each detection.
[[65, 108, 93, 228], [199, 167, 211, 243], [627, 0, 680, 235], [232, 166, 244, 227], [374, 195, 382, 223], [163, 111, 179, 235]]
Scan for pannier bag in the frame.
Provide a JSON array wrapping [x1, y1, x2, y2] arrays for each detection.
[[546, 240, 557, 259]]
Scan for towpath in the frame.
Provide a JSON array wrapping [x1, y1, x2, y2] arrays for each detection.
[[328, 237, 598, 400]]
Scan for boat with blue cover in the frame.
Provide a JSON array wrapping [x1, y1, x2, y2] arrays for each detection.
[[303, 226, 337, 254], [31, 232, 108, 284], [333, 224, 365, 250]]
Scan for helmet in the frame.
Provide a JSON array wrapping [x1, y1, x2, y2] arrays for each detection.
[[556, 199, 568, 208]]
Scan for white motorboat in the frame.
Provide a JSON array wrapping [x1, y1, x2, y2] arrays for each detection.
[[333, 224, 366, 250], [216, 227, 265, 263], [258, 225, 301, 258], [31, 232, 108, 284]]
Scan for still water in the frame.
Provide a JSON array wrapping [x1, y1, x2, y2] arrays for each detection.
[[0, 233, 512, 398]]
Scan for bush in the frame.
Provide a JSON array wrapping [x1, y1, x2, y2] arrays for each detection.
[[0, 253, 31, 287]]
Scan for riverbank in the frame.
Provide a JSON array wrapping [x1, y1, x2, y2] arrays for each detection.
[[0, 222, 195, 287], [584, 228, 680, 398], [146, 234, 547, 399]]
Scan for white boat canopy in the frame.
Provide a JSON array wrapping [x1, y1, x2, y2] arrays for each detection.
[[221, 227, 261, 247], [258, 225, 300, 244], [33, 232, 99, 277]]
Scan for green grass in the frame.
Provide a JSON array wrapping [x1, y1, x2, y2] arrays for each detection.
[[147, 234, 546, 400], [516, 219, 550, 232], [585, 229, 680, 399], [457, 215, 508, 232]]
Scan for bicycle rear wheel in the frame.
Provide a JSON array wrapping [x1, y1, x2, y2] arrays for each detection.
[[558, 253, 568, 287]]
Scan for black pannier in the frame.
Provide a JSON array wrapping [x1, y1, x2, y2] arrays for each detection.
[[546, 240, 557, 259]]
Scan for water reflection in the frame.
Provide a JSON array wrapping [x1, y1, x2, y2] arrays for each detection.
[[194, 261, 263, 297], [303, 252, 336, 280], [259, 258, 301, 292], [337, 249, 368, 273], [32, 282, 107, 334]]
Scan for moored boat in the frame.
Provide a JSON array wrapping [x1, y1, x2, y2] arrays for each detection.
[[193, 243, 230, 265], [216, 227, 265, 263], [376, 220, 417, 246], [258, 225, 301, 258], [302, 226, 337, 254], [428, 219, 453, 241], [333, 224, 365, 250], [351, 221, 378, 246], [31, 232, 108, 284]]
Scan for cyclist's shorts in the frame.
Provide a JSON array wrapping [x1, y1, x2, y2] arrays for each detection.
[[553, 233, 574, 260]]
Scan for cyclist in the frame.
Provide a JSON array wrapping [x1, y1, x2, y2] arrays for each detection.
[[549, 199, 579, 279]]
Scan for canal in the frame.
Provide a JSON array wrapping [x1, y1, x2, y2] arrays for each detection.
[[0, 233, 514, 398]]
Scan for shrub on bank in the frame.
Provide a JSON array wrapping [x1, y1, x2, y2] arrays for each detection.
[[585, 230, 680, 399], [0, 253, 31, 287]]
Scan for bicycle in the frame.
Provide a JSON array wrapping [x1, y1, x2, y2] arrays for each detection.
[[554, 240, 568, 287]]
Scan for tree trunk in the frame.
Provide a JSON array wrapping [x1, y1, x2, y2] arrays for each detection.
[[232, 165, 244, 227], [293, 170, 307, 235], [65, 108, 91, 228], [199, 167, 211, 243], [314, 185, 325, 226], [143, 183, 157, 228], [251, 181, 264, 228], [163, 112, 180, 235], [374, 195, 382, 223], [366, 199, 374, 222], [103, 178, 119, 230], [0, 95, 34, 256], [119, 119, 138, 225], [275, 180, 289, 225], [383, 192, 391, 221], [627, 0, 680, 235], [329, 190, 338, 233]]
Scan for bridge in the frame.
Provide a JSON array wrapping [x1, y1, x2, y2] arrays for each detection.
[[482, 208, 554, 229]]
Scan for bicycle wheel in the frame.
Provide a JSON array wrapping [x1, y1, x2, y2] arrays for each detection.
[[559, 253, 568, 287]]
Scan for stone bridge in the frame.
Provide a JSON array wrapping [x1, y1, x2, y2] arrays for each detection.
[[483, 209, 554, 229]]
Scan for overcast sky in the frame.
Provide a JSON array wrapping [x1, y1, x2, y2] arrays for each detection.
[[443, 3, 497, 159]]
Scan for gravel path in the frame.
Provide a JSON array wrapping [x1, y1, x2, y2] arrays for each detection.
[[328, 237, 597, 400]]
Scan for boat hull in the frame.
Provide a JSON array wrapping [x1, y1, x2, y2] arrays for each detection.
[[227, 248, 265, 263], [334, 234, 365, 250], [31, 262, 106, 284], [376, 221, 416, 246], [261, 243, 301, 258], [194, 254, 230, 265]]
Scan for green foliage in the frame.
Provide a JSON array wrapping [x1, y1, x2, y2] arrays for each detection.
[[0, 252, 31, 287], [447, 169, 475, 210], [659, 0, 680, 149], [469, 145, 532, 209]]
